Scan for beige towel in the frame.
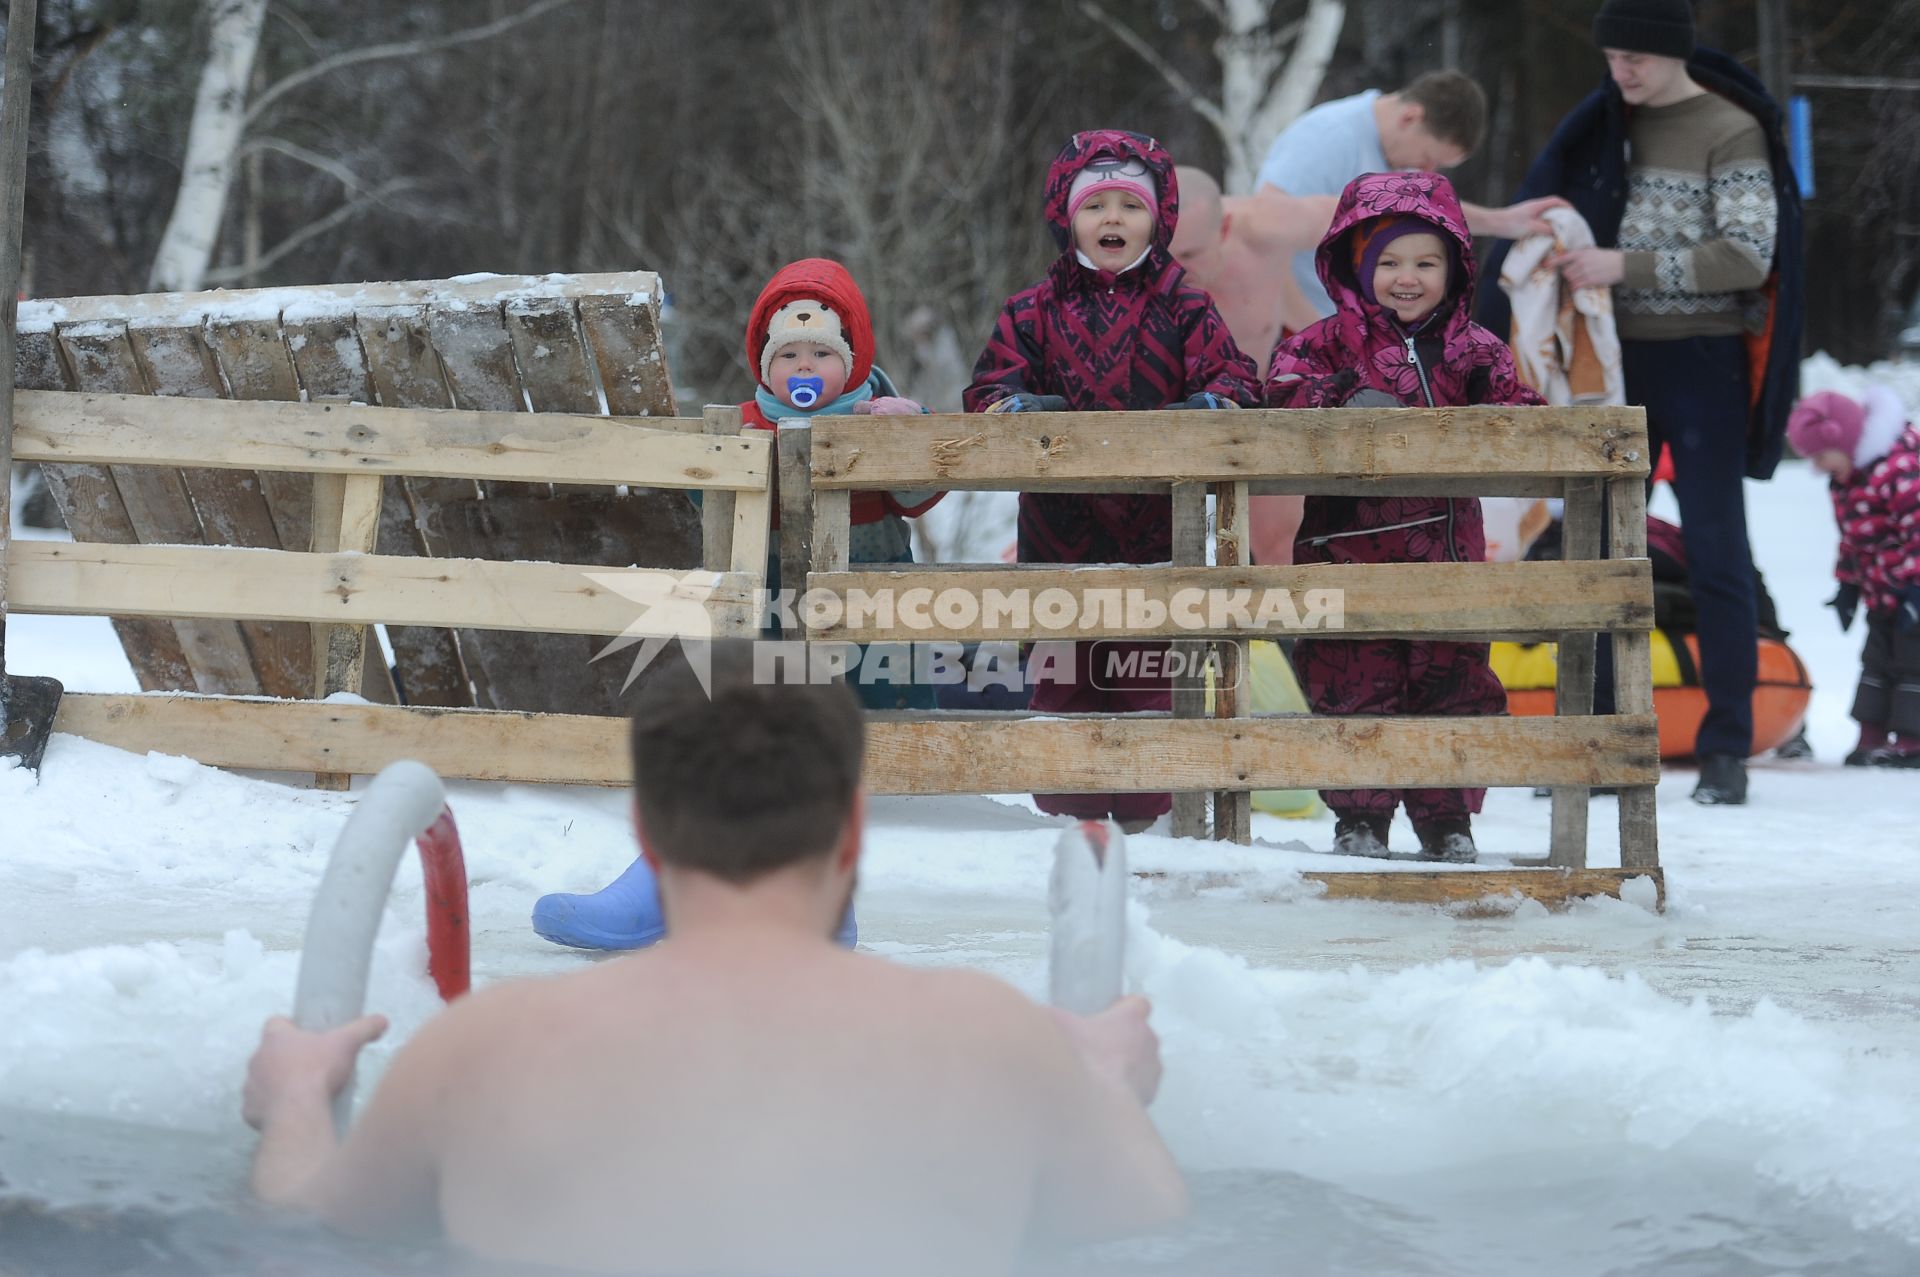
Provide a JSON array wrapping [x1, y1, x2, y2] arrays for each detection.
[[1498, 207, 1625, 408]]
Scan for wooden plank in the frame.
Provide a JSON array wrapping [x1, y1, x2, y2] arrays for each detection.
[[1549, 478, 1605, 869], [282, 312, 374, 405], [1133, 866, 1663, 911], [502, 298, 600, 500], [578, 292, 676, 418], [808, 407, 1651, 490], [805, 559, 1654, 643], [702, 405, 743, 573], [52, 693, 1660, 793], [127, 321, 312, 699], [1171, 482, 1209, 839], [355, 304, 482, 709], [202, 317, 312, 551], [14, 328, 192, 690], [863, 714, 1660, 795], [12, 391, 767, 490], [282, 310, 398, 708], [1248, 477, 1574, 499], [309, 472, 384, 789], [309, 474, 383, 695], [9, 540, 759, 637], [58, 321, 260, 694], [1609, 476, 1660, 871], [18, 272, 664, 333], [813, 489, 851, 575], [731, 485, 773, 582], [777, 424, 813, 600], [1300, 867, 1663, 911], [504, 299, 599, 414], [1213, 480, 1253, 845]]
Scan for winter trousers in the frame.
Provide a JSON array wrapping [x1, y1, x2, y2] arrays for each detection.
[[1597, 335, 1758, 758], [1292, 637, 1508, 823], [1020, 490, 1175, 822], [1854, 612, 1920, 737], [1029, 639, 1173, 823]]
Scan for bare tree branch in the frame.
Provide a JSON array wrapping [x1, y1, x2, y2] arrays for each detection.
[[237, 135, 369, 193], [1078, 0, 1231, 142], [244, 0, 584, 128], [200, 177, 424, 283]]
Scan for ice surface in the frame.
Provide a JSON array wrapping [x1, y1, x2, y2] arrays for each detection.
[[4, 362, 1920, 1270]]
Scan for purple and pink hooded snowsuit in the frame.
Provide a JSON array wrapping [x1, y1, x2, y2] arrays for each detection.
[[965, 130, 1261, 822], [1268, 171, 1543, 826]]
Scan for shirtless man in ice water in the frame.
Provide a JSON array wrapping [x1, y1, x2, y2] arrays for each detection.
[[243, 640, 1183, 1276]]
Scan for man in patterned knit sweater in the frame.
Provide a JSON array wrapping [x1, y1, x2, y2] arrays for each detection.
[[1479, 0, 1804, 807]]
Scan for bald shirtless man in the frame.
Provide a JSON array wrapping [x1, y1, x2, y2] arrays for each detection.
[[242, 640, 1183, 1277], [1169, 166, 1325, 563], [1169, 166, 1325, 377]]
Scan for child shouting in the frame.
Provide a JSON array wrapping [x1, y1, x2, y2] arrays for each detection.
[[964, 130, 1261, 832], [531, 258, 933, 951], [1787, 386, 1920, 767], [1268, 171, 1544, 861]]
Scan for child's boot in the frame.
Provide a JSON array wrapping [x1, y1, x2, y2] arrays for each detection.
[[1414, 817, 1477, 863], [1332, 813, 1392, 858], [532, 857, 668, 951], [1845, 722, 1889, 767], [1866, 733, 1920, 769], [533, 858, 858, 950]]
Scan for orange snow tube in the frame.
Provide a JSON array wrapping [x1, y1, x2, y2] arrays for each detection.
[[1493, 631, 1812, 760]]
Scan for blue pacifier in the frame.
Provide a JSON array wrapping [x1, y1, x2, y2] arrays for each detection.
[[787, 375, 824, 409]]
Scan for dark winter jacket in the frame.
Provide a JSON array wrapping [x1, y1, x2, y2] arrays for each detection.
[[1830, 423, 1920, 616], [1268, 171, 1545, 568], [1474, 48, 1804, 480], [964, 130, 1261, 564]]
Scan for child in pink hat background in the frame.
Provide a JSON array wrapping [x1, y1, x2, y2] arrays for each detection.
[[1787, 386, 1920, 766]]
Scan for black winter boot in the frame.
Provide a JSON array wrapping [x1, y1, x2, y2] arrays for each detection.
[[1413, 817, 1477, 863], [1332, 814, 1392, 858], [1691, 753, 1748, 805]]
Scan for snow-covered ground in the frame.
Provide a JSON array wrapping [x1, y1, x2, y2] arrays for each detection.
[[5, 362, 1920, 1274]]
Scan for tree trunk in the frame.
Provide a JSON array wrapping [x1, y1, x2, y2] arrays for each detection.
[[1234, 0, 1346, 192], [147, 0, 268, 293]]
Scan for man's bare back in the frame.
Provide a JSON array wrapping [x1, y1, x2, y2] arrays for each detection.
[[245, 646, 1182, 1277], [304, 929, 1174, 1274]]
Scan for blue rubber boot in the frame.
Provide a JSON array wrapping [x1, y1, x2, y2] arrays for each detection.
[[532, 856, 666, 951], [532, 858, 859, 950]]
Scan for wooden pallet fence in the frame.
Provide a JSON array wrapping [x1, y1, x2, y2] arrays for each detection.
[[21, 395, 772, 782], [14, 273, 694, 718], [787, 406, 1662, 908]]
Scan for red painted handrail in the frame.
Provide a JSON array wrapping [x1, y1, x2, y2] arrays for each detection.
[[416, 808, 470, 1001]]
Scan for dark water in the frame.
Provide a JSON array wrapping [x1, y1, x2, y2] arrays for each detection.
[[5, 1109, 1920, 1277], [7, 1171, 1920, 1277]]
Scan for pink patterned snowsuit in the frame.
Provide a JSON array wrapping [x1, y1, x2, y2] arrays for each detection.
[[1267, 171, 1544, 825], [965, 130, 1261, 822], [1829, 421, 1920, 736]]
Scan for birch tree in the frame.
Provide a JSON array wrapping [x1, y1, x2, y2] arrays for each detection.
[[1083, 0, 1346, 193], [147, 0, 266, 292]]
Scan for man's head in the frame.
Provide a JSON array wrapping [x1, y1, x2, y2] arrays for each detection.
[[1595, 0, 1696, 105], [630, 641, 866, 886], [1379, 71, 1487, 172], [1168, 166, 1226, 285]]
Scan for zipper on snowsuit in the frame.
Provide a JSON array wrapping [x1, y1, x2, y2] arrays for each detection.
[[1402, 328, 1460, 564]]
